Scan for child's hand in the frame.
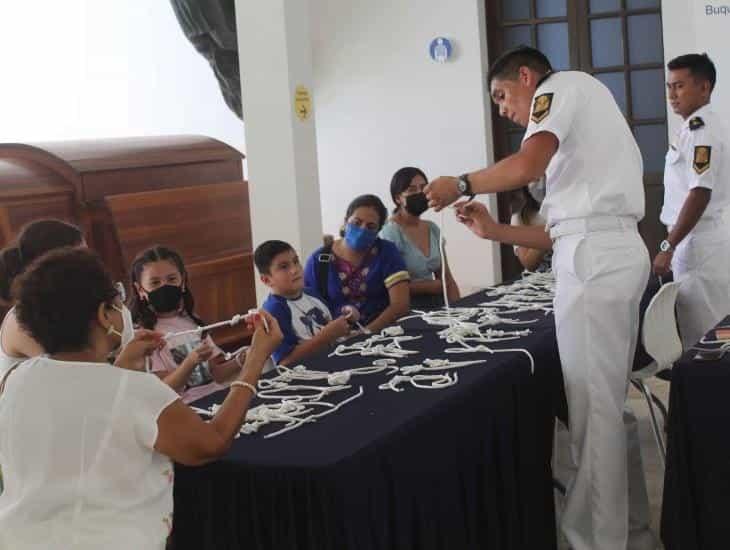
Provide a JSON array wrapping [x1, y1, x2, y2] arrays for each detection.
[[323, 316, 352, 340], [248, 310, 283, 361], [190, 341, 215, 364], [341, 305, 361, 324], [115, 329, 165, 371], [244, 309, 272, 333]]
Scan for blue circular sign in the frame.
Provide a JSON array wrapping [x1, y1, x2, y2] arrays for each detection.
[[429, 37, 453, 63]]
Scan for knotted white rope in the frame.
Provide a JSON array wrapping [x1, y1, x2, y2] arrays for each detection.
[[163, 309, 269, 340], [223, 344, 248, 362], [329, 327, 422, 358], [202, 385, 364, 439], [378, 372, 458, 392]]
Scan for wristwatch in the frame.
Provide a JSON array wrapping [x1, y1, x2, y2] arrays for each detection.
[[659, 239, 674, 253], [457, 174, 474, 197]]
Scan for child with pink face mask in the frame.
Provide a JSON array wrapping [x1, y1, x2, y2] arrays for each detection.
[[129, 245, 242, 403]]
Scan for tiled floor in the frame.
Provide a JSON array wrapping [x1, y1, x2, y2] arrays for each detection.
[[556, 378, 670, 550], [633, 378, 670, 549]]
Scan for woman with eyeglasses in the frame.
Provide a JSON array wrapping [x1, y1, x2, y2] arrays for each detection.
[[304, 194, 411, 333], [0, 247, 282, 549]]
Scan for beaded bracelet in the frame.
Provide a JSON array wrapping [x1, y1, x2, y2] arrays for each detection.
[[230, 380, 257, 396]]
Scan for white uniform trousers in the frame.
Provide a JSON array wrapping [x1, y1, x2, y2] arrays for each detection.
[[553, 407, 657, 550], [671, 220, 730, 348], [552, 226, 650, 550]]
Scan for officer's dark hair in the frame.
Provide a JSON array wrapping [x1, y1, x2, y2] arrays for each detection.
[[487, 46, 553, 87], [254, 240, 295, 275], [667, 53, 717, 92]]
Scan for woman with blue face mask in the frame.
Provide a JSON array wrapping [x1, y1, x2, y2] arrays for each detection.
[[304, 194, 411, 333]]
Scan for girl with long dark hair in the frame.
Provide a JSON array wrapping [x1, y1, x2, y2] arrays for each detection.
[[129, 245, 243, 403]]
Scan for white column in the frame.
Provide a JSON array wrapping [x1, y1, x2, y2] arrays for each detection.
[[235, 0, 323, 302]]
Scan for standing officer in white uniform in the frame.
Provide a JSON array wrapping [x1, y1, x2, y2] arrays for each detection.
[[654, 53, 730, 348], [425, 47, 653, 550]]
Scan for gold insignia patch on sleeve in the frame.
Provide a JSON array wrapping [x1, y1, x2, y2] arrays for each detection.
[[531, 93, 554, 124], [689, 117, 705, 131], [693, 145, 711, 175]]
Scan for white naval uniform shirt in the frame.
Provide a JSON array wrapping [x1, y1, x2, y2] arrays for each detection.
[[660, 104, 730, 226], [522, 71, 645, 226]]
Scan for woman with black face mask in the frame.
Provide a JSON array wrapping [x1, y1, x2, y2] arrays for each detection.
[[380, 167, 460, 308], [129, 246, 244, 403]]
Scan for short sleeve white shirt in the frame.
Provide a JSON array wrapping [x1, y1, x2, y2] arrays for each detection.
[[522, 71, 645, 225], [0, 357, 180, 549], [660, 104, 730, 226]]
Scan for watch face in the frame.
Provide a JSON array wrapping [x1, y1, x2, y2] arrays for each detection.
[[457, 179, 467, 193], [660, 240, 670, 252]]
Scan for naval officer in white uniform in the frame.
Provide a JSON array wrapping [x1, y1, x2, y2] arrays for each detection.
[[654, 53, 730, 348], [425, 46, 654, 550]]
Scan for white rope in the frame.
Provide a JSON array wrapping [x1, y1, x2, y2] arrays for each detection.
[[399, 358, 486, 375], [443, 340, 535, 374], [202, 385, 364, 439], [257, 361, 399, 389], [438, 323, 531, 344], [263, 386, 364, 438], [483, 271, 555, 297], [439, 209, 451, 315], [329, 327, 422, 358], [223, 344, 248, 362], [378, 372, 458, 392], [397, 265, 550, 376], [163, 309, 268, 340], [256, 383, 353, 402]]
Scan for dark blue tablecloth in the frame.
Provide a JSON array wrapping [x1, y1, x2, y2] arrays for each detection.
[[171, 291, 564, 550], [661, 315, 730, 550]]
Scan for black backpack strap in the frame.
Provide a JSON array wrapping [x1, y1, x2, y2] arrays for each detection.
[[0, 363, 20, 396], [316, 243, 334, 302]]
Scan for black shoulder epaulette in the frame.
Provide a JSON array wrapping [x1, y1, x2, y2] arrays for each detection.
[[689, 117, 705, 131]]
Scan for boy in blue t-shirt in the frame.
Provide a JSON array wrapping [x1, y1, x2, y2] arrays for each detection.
[[254, 240, 357, 366]]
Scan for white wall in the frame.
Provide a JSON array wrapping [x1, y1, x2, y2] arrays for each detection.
[[0, 1, 244, 152], [310, 0, 501, 293]]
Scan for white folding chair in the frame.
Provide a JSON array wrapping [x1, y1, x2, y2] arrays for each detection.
[[630, 281, 682, 467]]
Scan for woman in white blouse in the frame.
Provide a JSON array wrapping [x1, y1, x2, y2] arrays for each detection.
[[0, 247, 282, 549]]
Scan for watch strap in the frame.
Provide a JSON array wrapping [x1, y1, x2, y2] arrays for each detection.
[[458, 174, 475, 197]]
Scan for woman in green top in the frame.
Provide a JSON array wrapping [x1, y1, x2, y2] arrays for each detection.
[[380, 167, 460, 309]]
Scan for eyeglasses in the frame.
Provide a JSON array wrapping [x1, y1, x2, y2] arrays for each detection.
[[114, 281, 127, 303]]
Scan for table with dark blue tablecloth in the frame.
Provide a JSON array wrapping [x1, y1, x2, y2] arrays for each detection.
[[171, 291, 564, 550], [661, 315, 730, 550]]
